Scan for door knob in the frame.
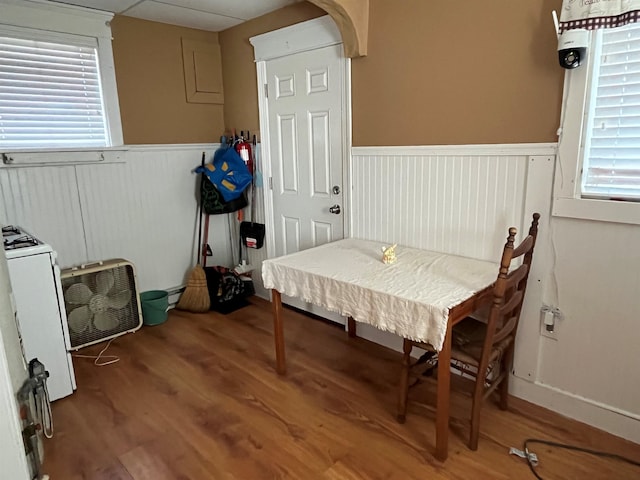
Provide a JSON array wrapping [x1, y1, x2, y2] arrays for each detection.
[[329, 204, 341, 214]]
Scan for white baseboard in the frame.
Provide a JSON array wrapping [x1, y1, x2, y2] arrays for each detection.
[[511, 376, 640, 444]]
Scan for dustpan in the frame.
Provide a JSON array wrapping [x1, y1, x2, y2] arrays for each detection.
[[240, 135, 265, 249], [240, 221, 265, 249]]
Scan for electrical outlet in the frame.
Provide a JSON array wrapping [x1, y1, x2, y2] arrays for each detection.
[[540, 305, 558, 340]]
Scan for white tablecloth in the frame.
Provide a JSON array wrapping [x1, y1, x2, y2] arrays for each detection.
[[262, 238, 498, 351]]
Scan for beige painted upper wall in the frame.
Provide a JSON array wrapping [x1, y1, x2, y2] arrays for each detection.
[[220, 0, 564, 146], [111, 16, 225, 145], [112, 0, 563, 146], [354, 0, 563, 145]]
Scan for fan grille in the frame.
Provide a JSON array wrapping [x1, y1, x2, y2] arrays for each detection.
[[61, 263, 141, 349]]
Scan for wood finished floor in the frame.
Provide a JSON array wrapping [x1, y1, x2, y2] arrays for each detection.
[[43, 297, 640, 479]]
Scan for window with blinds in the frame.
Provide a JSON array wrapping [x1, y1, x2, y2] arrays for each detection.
[[0, 34, 109, 150], [582, 22, 640, 201]]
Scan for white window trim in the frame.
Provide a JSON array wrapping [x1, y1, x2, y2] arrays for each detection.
[[554, 29, 640, 225], [0, 0, 123, 152]]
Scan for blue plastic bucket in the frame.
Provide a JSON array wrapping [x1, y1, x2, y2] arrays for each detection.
[[140, 290, 169, 326]]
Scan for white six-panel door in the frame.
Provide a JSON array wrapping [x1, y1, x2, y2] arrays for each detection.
[[252, 16, 350, 322], [266, 43, 345, 257]]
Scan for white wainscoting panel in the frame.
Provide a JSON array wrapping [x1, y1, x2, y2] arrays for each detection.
[[349, 147, 555, 378], [0, 165, 87, 263], [0, 144, 234, 292], [351, 153, 529, 261]]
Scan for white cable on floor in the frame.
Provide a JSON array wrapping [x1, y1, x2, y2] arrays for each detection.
[[72, 338, 120, 366]]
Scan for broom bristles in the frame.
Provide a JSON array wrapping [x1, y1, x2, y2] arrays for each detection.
[[176, 264, 210, 313]]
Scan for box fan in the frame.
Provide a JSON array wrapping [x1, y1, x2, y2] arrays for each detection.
[[61, 259, 143, 350]]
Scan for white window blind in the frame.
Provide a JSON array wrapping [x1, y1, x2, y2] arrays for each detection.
[[0, 35, 108, 150], [582, 23, 640, 201]]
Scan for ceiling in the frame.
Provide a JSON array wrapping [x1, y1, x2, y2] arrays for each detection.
[[48, 0, 302, 31]]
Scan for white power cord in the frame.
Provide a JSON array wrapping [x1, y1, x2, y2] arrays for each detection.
[[35, 380, 53, 439], [72, 338, 120, 366]]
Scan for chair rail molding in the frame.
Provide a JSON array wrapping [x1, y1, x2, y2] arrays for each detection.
[[352, 143, 558, 157]]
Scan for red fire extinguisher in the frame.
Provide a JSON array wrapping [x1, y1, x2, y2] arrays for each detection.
[[235, 131, 253, 173]]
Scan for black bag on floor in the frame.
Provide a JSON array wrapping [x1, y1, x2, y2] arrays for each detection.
[[203, 266, 250, 314]]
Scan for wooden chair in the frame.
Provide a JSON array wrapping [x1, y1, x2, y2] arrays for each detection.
[[397, 212, 540, 450]]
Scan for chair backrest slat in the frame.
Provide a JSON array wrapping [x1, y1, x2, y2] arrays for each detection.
[[512, 235, 534, 258], [499, 289, 524, 319], [504, 264, 529, 291], [494, 314, 518, 344], [493, 290, 524, 342]]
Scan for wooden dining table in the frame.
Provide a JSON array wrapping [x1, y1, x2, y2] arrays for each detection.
[[262, 238, 497, 461]]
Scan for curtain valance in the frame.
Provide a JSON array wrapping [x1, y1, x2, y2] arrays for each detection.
[[560, 0, 640, 31]]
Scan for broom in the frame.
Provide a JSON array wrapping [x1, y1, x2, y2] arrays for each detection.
[[176, 152, 211, 313]]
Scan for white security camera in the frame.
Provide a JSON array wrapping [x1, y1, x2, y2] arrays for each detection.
[[558, 29, 589, 69]]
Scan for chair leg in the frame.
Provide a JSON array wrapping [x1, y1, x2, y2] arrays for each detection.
[[397, 339, 413, 423], [469, 368, 486, 451], [499, 343, 515, 411]]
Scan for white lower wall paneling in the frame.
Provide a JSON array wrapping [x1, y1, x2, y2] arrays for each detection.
[[532, 216, 640, 443], [349, 145, 556, 370], [0, 144, 233, 293], [13, 141, 632, 445], [350, 144, 640, 444], [351, 153, 529, 261], [0, 165, 87, 263], [76, 147, 212, 291]]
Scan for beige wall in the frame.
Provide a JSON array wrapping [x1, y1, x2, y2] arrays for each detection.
[[354, 0, 563, 145], [219, 2, 326, 139], [111, 16, 225, 145], [220, 0, 563, 146], [112, 0, 563, 146]]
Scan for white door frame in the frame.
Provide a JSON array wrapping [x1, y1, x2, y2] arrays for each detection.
[[250, 15, 352, 259]]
